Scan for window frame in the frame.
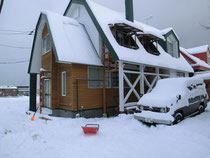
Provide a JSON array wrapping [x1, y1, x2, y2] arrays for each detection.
[[42, 33, 51, 55], [166, 34, 179, 58], [88, 66, 111, 88], [61, 71, 66, 96]]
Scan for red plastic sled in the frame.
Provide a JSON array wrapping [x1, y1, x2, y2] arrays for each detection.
[[82, 124, 99, 134]]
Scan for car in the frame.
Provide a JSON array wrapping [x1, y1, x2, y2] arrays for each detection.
[[134, 77, 208, 125]]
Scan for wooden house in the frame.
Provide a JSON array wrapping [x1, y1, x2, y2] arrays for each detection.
[[0, 86, 18, 97], [187, 45, 210, 64], [28, 0, 193, 118]]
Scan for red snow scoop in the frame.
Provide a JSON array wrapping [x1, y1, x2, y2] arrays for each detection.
[[82, 124, 99, 134]]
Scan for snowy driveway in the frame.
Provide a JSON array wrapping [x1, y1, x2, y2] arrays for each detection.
[[0, 96, 210, 158]]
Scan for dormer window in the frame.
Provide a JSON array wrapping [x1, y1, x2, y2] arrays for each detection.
[[109, 23, 142, 50], [138, 33, 160, 56], [166, 34, 178, 58]]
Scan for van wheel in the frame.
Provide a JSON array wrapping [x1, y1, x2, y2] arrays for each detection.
[[198, 105, 205, 114], [173, 112, 183, 125]]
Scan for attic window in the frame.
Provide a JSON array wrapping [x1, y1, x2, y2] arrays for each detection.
[[42, 34, 51, 55], [109, 23, 141, 50], [166, 34, 178, 58], [138, 34, 160, 56]]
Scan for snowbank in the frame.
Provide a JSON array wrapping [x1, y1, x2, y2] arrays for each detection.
[[1, 97, 210, 158]]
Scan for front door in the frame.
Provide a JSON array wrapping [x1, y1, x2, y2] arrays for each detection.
[[43, 79, 51, 108]]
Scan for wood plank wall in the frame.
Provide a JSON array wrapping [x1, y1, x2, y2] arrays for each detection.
[[41, 24, 139, 112]]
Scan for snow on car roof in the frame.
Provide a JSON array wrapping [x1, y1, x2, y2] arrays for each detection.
[[195, 72, 210, 80], [86, 0, 193, 72], [42, 10, 102, 66], [187, 45, 209, 54]]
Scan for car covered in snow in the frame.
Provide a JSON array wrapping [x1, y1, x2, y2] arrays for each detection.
[[134, 77, 208, 125]]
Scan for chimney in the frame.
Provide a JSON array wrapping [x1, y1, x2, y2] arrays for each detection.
[[125, 0, 134, 22]]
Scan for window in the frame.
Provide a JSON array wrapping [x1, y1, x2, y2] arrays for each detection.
[[138, 37, 160, 56], [177, 72, 185, 77], [110, 24, 139, 50], [112, 72, 130, 88], [88, 67, 111, 88], [166, 34, 178, 58], [42, 34, 51, 54], [61, 71, 66, 96]]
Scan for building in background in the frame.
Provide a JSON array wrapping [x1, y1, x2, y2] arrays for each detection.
[[180, 47, 210, 73], [0, 86, 18, 97], [187, 45, 210, 64], [17, 86, 29, 96]]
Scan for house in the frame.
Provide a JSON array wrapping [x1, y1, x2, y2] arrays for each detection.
[[0, 86, 18, 97], [28, 0, 193, 118], [180, 47, 210, 72], [17, 86, 29, 96], [187, 45, 210, 64]]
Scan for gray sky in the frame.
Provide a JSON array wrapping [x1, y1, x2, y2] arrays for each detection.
[[0, 0, 210, 86]]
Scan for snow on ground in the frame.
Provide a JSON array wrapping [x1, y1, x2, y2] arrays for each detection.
[[0, 97, 210, 158]]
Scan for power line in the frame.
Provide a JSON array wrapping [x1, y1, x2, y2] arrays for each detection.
[[0, 43, 31, 49], [0, 28, 34, 33], [0, 60, 29, 64], [0, 32, 34, 35]]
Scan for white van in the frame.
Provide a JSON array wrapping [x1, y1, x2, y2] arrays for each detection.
[[134, 77, 208, 125]]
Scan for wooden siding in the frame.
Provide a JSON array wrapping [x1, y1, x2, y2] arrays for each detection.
[[40, 24, 138, 112]]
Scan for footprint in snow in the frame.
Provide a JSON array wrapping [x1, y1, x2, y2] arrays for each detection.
[[32, 134, 40, 141], [4, 129, 12, 135]]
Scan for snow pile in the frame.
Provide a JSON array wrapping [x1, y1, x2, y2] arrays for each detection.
[[196, 72, 210, 80], [187, 45, 209, 54], [1, 97, 210, 158], [135, 111, 174, 122]]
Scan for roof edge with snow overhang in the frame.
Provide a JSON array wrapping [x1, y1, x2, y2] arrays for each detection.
[[187, 45, 210, 54], [180, 47, 210, 71], [28, 10, 103, 74], [64, 0, 193, 72]]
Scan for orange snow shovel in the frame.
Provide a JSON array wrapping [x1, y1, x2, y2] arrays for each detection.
[[31, 104, 40, 121]]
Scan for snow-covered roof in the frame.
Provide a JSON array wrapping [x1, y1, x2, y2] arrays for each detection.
[[160, 27, 179, 40], [180, 47, 210, 70], [0, 86, 17, 89], [187, 45, 209, 54], [42, 10, 102, 66], [195, 72, 210, 80], [86, 0, 193, 72]]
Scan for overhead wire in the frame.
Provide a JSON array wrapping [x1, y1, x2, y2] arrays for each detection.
[[0, 43, 32, 49], [0, 60, 29, 64]]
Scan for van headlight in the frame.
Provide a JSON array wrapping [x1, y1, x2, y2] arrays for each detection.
[[140, 105, 144, 110], [160, 108, 165, 113]]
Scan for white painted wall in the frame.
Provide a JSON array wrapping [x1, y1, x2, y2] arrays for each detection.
[[66, 4, 102, 59]]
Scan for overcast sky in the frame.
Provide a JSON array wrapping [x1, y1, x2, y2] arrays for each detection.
[[0, 0, 210, 86]]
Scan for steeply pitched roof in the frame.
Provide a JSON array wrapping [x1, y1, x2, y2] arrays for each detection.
[[28, 10, 102, 73], [187, 45, 209, 54], [43, 10, 102, 66], [180, 47, 210, 71]]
